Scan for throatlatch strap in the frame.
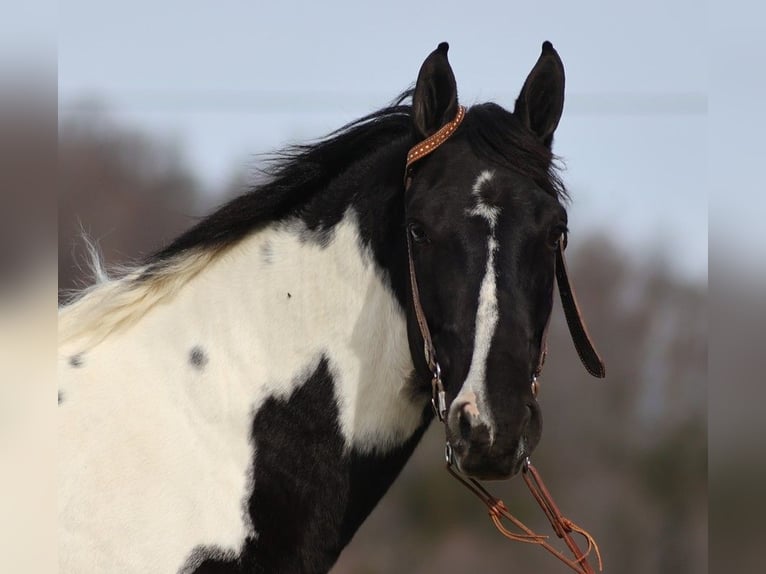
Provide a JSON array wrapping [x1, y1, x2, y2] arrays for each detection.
[[555, 244, 605, 378]]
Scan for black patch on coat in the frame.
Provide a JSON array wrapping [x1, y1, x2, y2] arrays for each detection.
[[179, 547, 238, 574], [69, 354, 83, 368], [189, 346, 208, 370], [58, 390, 64, 405], [183, 357, 431, 574]]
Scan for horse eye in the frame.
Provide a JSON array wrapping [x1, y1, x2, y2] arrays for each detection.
[[549, 226, 568, 249], [408, 222, 428, 243]]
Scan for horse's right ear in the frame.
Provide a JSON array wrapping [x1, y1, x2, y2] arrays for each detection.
[[412, 42, 459, 140]]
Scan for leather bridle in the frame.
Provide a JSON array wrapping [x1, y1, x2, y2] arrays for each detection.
[[404, 105, 606, 573]]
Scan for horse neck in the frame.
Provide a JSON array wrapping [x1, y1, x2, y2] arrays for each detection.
[[58, 139, 434, 573], [62, 136, 423, 445]]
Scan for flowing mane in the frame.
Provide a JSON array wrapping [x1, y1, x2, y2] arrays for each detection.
[[58, 93, 414, 350], [150, 94, 415, 263]]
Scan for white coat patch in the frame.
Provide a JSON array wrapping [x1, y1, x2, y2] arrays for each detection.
[[58, 211, 423, 573]]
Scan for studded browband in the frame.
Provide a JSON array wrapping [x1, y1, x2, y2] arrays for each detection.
[[405, 105, 467, 189]]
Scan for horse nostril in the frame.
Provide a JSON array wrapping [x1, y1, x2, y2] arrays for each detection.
[[458, 407, 473, 441], [451, 399, 492, 447]]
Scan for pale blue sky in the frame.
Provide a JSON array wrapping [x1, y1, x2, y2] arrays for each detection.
[[56, 0, 732, 282]]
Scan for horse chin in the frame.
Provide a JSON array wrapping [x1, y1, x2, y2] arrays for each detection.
[[459, 464, 516, 482], [454, 450, 521, 481], [472, 468, 516, 481]]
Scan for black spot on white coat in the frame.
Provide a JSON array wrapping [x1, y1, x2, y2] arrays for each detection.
[[69, 354, 83, 368], [189, 346, 208, 370], [260, 241, 274, 265]]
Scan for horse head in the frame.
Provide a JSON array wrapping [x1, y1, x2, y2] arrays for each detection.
[[405, 42, 573, 479]]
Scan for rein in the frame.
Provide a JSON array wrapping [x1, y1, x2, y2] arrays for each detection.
[[404, 106, 606, 573]]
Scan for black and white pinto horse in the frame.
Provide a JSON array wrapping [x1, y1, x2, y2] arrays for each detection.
[[59, 42, 583, 573]]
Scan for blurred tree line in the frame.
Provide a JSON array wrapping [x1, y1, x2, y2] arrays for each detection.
[[58, 112, 706, 573], [59, 108, 227, 298]]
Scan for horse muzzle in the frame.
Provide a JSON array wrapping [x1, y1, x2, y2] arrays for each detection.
[[446, 397, 541, 480]]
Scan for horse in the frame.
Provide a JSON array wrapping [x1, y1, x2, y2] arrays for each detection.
[[58, 41, 603, 573]]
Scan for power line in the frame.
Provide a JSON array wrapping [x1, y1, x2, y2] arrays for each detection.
[[60, 90, 707, 116]]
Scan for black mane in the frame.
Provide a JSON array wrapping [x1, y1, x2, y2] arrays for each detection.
[[148, 91, 414, 264], [462, 102, 567, 202], [149, 93, 565, 264]]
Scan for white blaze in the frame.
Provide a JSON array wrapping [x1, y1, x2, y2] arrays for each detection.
[[456, 170, 500, 437]]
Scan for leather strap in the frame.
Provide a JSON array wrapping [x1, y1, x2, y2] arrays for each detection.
[[404, 105, 466, 190], [406, 232, 438, 375], [555, 243, 606, 378], [403, 106, 467, 419], [446, 460, 602, 573], [534, 278, 554, 380], [406, 230, 447, 419], [522, 461, 602, 573]]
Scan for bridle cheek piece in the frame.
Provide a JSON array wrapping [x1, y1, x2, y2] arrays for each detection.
[[404, 105, 606, 574]]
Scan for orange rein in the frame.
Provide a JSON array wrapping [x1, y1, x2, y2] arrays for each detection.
[[445, 459, 602, 573]]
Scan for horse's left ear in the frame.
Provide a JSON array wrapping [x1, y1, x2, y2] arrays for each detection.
[[514, 41, 565, 147], [412, 42, 459, 140]]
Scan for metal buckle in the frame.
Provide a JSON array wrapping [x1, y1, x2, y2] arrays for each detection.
[[431, 385, 447, 421], [429, 362, 447, 421], [436, 389, 446, 421], [445, 442, 454, 465]]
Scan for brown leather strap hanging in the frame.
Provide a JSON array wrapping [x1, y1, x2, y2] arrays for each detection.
[[555, 243, 605, 378], [406, 232, 438, 375], [406, 230, 447, 420]]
